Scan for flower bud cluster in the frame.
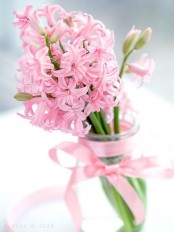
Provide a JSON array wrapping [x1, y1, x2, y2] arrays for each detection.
[[122, 26, 152, 55], [122, 27, 155, 88]]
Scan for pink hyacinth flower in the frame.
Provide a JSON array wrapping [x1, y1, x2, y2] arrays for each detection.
[[38, 4, 67, 26], [127, 53, 155, 86], [29, 10, 45, 35], [13, 4, 121, 136], [24, 46, 54, 81], [52, 41, 89, 81], [13, 5, 33, 30], [54, 77, 88, 107]]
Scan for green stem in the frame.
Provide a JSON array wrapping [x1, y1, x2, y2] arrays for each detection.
[[89, 112, 105, 135], [98, 110, 111, 135], [114, 107, 120, 133], [45, 34, 53, 59], [113, 49, 134, 133], [95, 111, 101, 123], [113, 191, 134, 232], [119, 49, 134, 78], [101, 177, 134, 232], [128, 177, 147, 205], [59, 41, 66, 53]]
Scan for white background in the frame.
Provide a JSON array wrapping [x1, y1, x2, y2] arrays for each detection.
[[0, 88, 174, 232]]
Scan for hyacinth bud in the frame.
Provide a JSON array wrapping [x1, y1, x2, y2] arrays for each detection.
[[50, 33, 59, 44], [14, 92, 34, 101], [122, 26, 141, 55], [50, 21, 65, 44], [134, 27, 152, 50]]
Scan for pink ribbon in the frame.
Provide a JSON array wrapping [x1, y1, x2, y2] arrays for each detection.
[[49, 140, 174, 232], [6, 186, 65, 232]]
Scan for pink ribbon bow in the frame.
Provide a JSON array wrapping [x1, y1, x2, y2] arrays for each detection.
[[49, 141, 174, 232]]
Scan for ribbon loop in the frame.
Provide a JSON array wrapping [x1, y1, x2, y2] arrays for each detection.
[[49, 141, 100, 169], [48, 140, 174, 232]]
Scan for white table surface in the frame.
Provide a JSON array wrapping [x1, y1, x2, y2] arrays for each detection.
[[0, 88, 174, 232]]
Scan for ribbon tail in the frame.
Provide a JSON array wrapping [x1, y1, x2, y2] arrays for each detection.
[[64, 172, 83, 232], [107, 175, 145, 224], [6, 186, 65, 232]]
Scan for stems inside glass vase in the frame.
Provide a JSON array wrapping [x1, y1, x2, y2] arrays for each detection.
[[85, 116, 146, 232]]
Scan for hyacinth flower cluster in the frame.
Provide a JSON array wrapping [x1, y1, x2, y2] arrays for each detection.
[[14, 4, 155, 137]]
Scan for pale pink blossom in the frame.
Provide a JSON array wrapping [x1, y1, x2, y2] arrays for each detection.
[[127, 54, 155, 86], [13, 5, 33, 30], [83, 63, 102, 86], [77, 14, 106, 40], [84, 90, 105, 116], [103, 93, 119, 108], [19, 98, 64, 130], [87, 31, 115, 61], [95, 62, 119, 91], [53, 77, 88, 107], [62, 101, 91, 135], [119, 88, 136, 115], [37, 4, 67, 26], [52, 41, 90, 81], [21, 29, 45, 50], [23, 46, 54, 81], [72, 119, 91, 137]]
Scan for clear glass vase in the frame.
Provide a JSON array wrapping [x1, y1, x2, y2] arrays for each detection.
[[78, 114, 146, 232]]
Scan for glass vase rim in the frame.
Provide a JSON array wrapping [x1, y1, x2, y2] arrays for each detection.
[[85, 114, 139, 141]]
